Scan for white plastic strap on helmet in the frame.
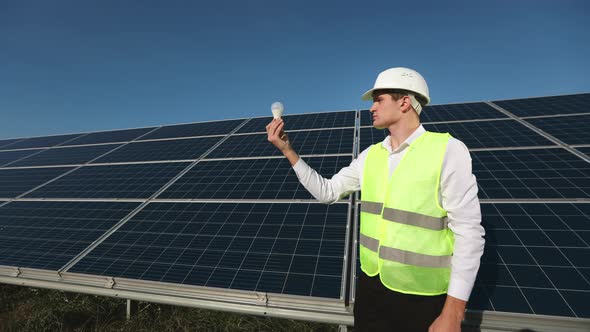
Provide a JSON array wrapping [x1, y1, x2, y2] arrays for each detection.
[[408, 94, 423, 115]]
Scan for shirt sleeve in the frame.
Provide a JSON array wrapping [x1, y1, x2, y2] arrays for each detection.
[[441, 138, 486, 301], [292, 150, 367, 204]]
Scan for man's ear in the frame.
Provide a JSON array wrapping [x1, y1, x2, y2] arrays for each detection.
[[400, 96, 413, 113]]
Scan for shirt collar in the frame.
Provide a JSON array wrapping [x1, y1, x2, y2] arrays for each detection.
[[381, 125, 426, 153]]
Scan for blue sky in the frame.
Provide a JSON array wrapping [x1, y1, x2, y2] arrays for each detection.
[[1, 0, 588, 139]]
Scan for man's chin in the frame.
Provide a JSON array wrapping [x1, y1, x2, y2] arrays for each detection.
[[373, 123, 386, 130]]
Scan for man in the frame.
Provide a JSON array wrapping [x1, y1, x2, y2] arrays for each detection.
[[266, 67, 484, 332]]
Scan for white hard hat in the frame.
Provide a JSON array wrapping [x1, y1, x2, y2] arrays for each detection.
[[361, 67, 430, 113]]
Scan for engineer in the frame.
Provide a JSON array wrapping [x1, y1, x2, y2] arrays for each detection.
[[266, 67, 485, 332]]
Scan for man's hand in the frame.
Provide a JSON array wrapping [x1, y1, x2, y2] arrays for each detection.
[[266, 118, 291, 152], [428, 295, 465, 332], [266, 118, 299, 166]]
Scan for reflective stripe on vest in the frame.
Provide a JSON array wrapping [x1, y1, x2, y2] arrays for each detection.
[[361, 202, 448, 231], [359, 131, 454, 296], [360, 233, 452, 268]]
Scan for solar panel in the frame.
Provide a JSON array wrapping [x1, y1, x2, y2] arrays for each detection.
[[8, 144, 122, 167], [157, 156, 352, 200], [140, 119, 245, 140], [473, 148, 590, 199], [525, 114, 590, 145], [68, 202, 348, 299], [24, 163, 190, 199], [61, 127, 157, 146], [0, 149, 45, 167], [0, 201, 139, 270], [0, 138, 25, 150], [0, 167, 73, 198], [91, 137, 223, 164], [237, 111, 356, 134], [358, 127, 388, 152], [206, 129, 354, 159], [4, 133, 84, 150], [493, 93, 590, 117], [471, 203, 590, 318], [359, 103, 507, 127]]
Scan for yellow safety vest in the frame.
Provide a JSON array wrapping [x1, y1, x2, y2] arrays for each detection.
[[360, 131, 454, 295]]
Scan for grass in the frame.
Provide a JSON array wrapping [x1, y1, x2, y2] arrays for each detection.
[[0, 284, 341, 332]]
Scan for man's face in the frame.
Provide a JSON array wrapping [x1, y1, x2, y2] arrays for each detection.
[[370, 92, 405, 129]]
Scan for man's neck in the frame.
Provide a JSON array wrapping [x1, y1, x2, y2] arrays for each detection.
[[388, 121, 421, 150]]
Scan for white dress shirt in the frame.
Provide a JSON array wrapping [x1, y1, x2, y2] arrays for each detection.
[[293, 125, 485, 301]]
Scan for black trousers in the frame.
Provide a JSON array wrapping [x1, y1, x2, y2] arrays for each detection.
[[353, 272, 446, 332]]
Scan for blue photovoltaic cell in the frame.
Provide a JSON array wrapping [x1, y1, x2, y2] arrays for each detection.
[[69, 202, 348, 298], [61, 127, 156, 146], [575, 147, 590, 158], [473, 148, 590, 199], [158, 156, 352, 200], [0, 149, 45, 167], [237, 111, 357, 134], [526, 114, 590, 145], [0, 138, 25, 150], [471, 203, 590, 318], [4, 133, 84, 150], [0, 167, 73, 198], [358, 127, 388, 152], [493, 93, 590, 117], [92, 137, 222, 164], [24, 163, 190, 199], [140, 119, 245, 140], [0, 201, 139, 270], [206, 129, 354, 159], [359, 102, 506, 126], [8, 144, 122, 167]]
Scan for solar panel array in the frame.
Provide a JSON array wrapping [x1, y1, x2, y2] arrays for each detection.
[[1, 93, 589, 323], [0, 112, 355, 304]]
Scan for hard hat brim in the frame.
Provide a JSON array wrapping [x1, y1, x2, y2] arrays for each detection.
[[361, 88, 374, 101]]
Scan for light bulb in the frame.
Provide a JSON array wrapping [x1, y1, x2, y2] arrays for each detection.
[[271, 101, 284, 119]]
